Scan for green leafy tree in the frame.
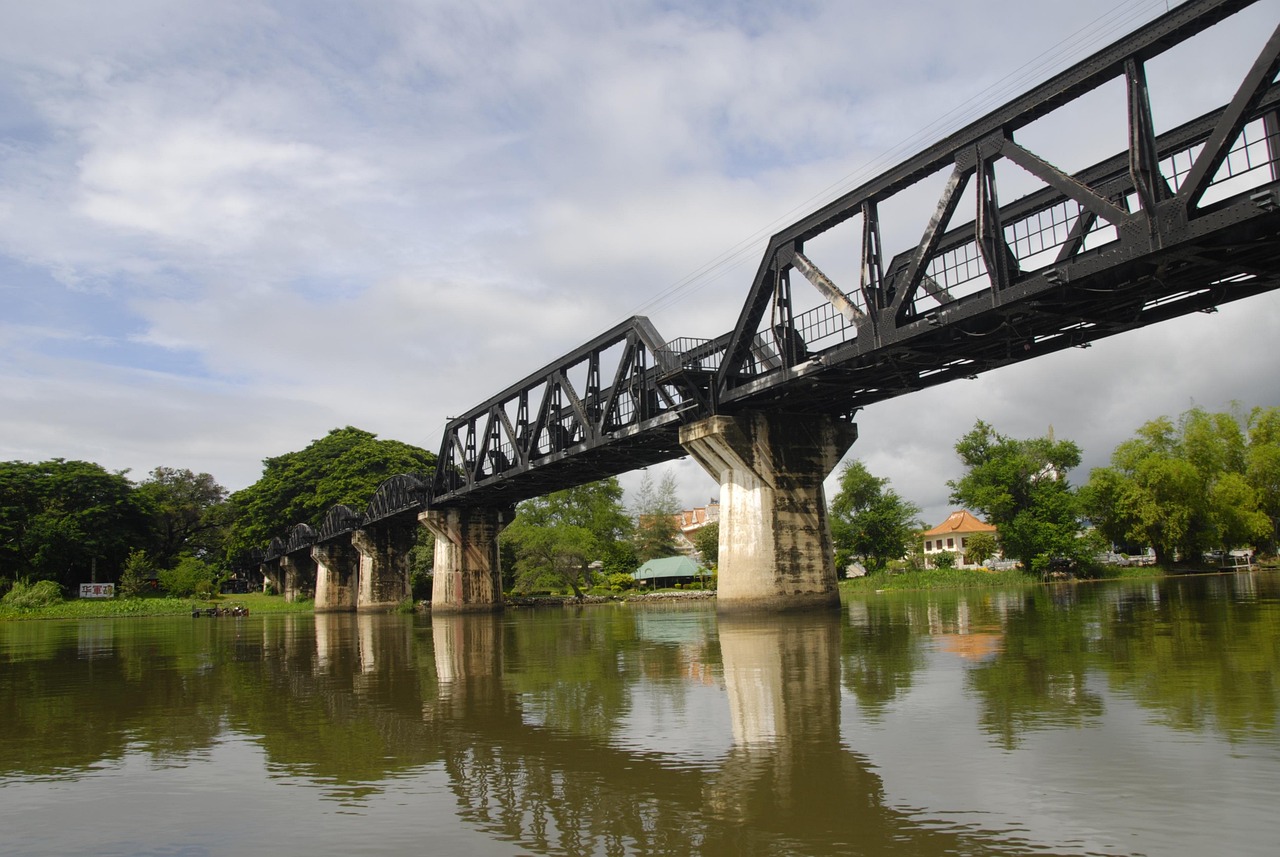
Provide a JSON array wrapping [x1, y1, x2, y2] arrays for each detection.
[[134, 467, 229, 569], [1246, 406, 1280, 553], [964, 531, 998, 566], [1084, 408, 1271, 563], [631, 470, 682, 561], [0, 459, 147, 587], [949, 421, 1084, 572], [502, 479, 631, 598], [118, 549, 155, 597], [158, 555, 216, 598], [829, 460, 922, 573], [692, 520, 719, 568], [225, 427, 436, 561], [932, 550, 957, 570]]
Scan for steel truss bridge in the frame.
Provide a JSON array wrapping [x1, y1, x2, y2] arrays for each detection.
[[253, 0, 1280, 566], [429, 0, 1280, 511]]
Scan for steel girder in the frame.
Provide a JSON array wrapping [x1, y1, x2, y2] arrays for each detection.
[[711, 0, 1280, 414], [430, 317, 711, 507]]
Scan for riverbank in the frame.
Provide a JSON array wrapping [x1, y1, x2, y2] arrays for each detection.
[[0, 591, 314, 621]]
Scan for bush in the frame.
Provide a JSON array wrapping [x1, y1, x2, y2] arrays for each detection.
[[158, 555, 216, 598], [2, 579, 64, 608], [605, 571, 636, 592], [933, 550, 957, 570]]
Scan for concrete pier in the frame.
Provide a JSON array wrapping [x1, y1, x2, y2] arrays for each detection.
[[680, 411, 857, 612], [423, 506, 514, 613], [351, 519, 416, 612], [312, 536, 360, 613], [281, 551, 317, 602]]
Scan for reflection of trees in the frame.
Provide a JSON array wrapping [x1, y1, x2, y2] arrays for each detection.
[[841, 597, 924, 713], [7, 578, 1275, 851], [1099, 574, 1280, 739], [965, 586, 1103, 748], [963, 575, 1280, 747]]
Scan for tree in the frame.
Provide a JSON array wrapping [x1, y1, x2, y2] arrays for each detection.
[[964, 531, 999, 566], [949, 421, 1084, 573], [133, 467, 229, 569], [158, 555, 217, 598], [1246, 406, 1280, 553], [225, 427, 436, 561], [829, 460, 922, 573], [118, 549, 155, 597], [0, 459, 147, 587], [1084, 408, 1271, 563], [691, 520, 719, 568], [631, 470, 682, 562], [502, 479, 631, 598]]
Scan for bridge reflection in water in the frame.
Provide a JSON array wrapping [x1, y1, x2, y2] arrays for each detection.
[[413, 609, 979, 855], [4, 577, 1278, 855]]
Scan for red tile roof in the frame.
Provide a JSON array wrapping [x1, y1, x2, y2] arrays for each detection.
[[920, 510, 997, 537]]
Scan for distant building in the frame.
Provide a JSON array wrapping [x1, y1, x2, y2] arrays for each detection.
[[920, 510, 998, 568], [633, 555, 710, 587], [673, 499, 719, 558]]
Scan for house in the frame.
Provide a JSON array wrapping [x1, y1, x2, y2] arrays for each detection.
[[672, 499, 719, 559], [632, 555, 710, 588], [920, 510, 998, 568]]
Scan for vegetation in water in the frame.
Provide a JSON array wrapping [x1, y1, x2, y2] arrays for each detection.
[[0, 590, 311, 621]]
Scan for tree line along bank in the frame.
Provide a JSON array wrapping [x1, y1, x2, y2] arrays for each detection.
[[2, 406, 1277, 604]]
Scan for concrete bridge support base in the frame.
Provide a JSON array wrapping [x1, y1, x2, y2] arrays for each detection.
[[351, 520, 415, 612], [312, 538, 360, 613], [260, 560, 283, 597], [281, 553, 317, 603], [680, 411, 857, 613], [424, 506, 514, 614]]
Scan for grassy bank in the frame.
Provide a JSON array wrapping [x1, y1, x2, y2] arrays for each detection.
[[839, 562, 1172, 594], [0, 591, 313, 621]]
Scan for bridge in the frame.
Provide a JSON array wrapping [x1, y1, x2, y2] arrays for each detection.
[[257, 0, 1280, 613]]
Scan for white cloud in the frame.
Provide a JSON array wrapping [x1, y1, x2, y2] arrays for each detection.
[[0, 0, 1277, 528]]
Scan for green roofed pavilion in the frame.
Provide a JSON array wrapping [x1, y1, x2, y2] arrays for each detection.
[[632, 556, 707, 586]]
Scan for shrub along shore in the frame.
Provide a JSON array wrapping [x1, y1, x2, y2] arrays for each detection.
[[3, 561, 1274, 620], [0, 590, 313, 621]]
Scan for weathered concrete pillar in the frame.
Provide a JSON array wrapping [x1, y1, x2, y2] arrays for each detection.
[[351, 518, 416, 612], [680, 411, 857, 612], [259, 559, 283, 596], [281, 551, 317, 602], [312, 536, 360, 613], [423, 506, 514, 613]]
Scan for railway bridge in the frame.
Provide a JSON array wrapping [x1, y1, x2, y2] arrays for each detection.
[[260, 0, 1280, 612]]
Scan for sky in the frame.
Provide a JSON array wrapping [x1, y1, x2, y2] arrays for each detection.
[[2, 0, 1279, 528]]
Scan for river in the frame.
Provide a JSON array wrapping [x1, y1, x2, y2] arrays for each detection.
[[2, 572, 1278, 856]]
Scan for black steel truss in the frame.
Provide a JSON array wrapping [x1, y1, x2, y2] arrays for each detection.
[[430, 317, 713, 507], [712, 0, 1280, 413], [252, 0, 1280, 531]]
